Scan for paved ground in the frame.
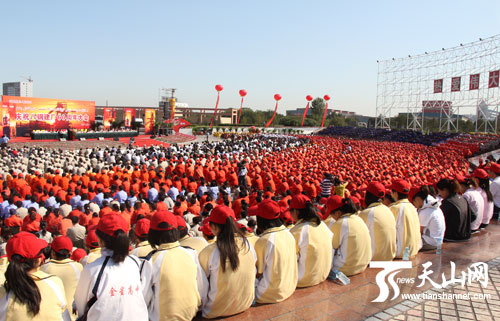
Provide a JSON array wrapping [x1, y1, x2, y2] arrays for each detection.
[[198, 221, 500, 321]]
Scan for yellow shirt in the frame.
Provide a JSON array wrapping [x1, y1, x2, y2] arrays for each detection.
[[41, 259, 83, 319], [254, 225, 298, 303], [290, 220, 333, 288], [150, 242, 201, 321], [80, 247, 102, 266], [199, 237, 256, 319], [389, 199, 422, 258], [324, 216, 336, 230], [331, 214, 372, 276], [0, 270, 70, 321], [179, 235, 208, 255], [130, 241, 153, 258], [359, 203, 397, 261], [245, 233, 259, 248]]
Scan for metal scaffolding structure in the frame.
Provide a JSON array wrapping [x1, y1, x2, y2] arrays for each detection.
[[375, 34, 500, 133]]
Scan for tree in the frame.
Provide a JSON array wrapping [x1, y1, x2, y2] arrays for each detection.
[[309, 97, 325, 125]]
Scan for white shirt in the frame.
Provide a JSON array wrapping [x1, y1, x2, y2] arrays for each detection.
[[418, 195, 446, 247], [489, 176, 500, 208], [463, 188, 484, 231], [73, 249, 149, 321]]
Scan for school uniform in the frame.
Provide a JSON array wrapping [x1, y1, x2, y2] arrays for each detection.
[[130, 241, 154, 258], [80, 247, 102, 266], [254, 226, 298, 303], [0, 270, 70, 321], [41, 259, 83, 319], [149, 242, 206, 321], [74, 249, 148, 321], [358, 202, 397, 261], [179, 235, 208, 255], [199, 237, 256, 318], [389, 199, 422, 258], [330, 214, 372, 276], [290, 220, 333, 287]]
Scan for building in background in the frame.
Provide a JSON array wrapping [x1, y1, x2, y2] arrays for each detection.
[[286, 108, 357, 118], [2, 81, 33, 97]]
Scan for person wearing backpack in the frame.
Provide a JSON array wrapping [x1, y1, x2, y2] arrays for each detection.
[[73, 213, 148, 321]]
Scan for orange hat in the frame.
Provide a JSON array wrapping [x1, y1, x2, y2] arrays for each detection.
[[326, 195, 343, 213], [151, 210, 177, 231], [208, 205, 235, 224], [391, 179, 410, 194], [51, 236, 73, 252], [86, 228, 99, 248], [472, 168, 489, 179], [4, 216, 22, 227], [289, 194, 311, 210], [6, 232, 48, 261], [97, 213, 130, 236], [71, 248, 87, 263], [257, 199, 281, 220], [134, 218, 150, 238], [366, 181, 386, 198], [487, 162, 500, 174]]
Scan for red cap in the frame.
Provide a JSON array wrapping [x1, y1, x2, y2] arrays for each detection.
[[51, 236, 73, 253], [408, 186, 420, 203], [176, 216, 187, 230], [208, 205, 235, 224], [86, 229, 99, 248], [289, 194, 311, 210], [199, 222, 214, 236], [151, 210, 178, 231], [391, 179, 410, 194], [71, 248, 87, 263], [367, 181, 386, 198], [237, 223, 253, 234], [6, 231, 48, 261], [257, 199, 281, 219], [326, 195, 343, 213], [487, 162, 500, 174], [351, 196, 361, 207], [473, 168, 489, 179], [134, 218, 150, 238], [97, 213, 130, 236], [455, 175, 466, 183]]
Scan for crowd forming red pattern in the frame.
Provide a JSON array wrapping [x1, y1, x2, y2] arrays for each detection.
[[0, 132, 498, 320]]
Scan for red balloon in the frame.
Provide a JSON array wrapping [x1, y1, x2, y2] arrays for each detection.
[[215, 84, 223, 92], [324, 95, 331, 101], [274, 94, 282, 101], [239, 89, 247, 97], [306, 95, 313, 101]]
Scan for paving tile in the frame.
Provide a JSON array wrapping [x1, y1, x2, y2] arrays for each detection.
[[424, 311, 440, 320], [373, 312, 393, 320]]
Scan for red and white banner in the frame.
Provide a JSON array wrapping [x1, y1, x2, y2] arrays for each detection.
[[489, 70, 499, 88], [469, 74, 480, 90], [451, 77, 461, 92], [434, 79, 443, 93]]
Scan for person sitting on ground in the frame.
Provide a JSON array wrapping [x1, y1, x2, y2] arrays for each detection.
[[436, 178, 472, 241]]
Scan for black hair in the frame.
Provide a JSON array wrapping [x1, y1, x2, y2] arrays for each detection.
[[210, 217, 248, 272], [436, 179, 460, 197], [337, 198, 357, 214], [256, 216, 283, 235], [148, 225, 179, 248], [70, 216, 79, 225], [364, 191, 381, 207], [95, 229, 130, 263], [5, 255, 42, 315], [53, 249, 71, 260], [192, 216, 203, 225], [297, 202, 322, 225], [178, 225, 188, 239]]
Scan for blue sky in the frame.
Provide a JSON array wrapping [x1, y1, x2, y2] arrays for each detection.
[[1, 0, 499, 116]]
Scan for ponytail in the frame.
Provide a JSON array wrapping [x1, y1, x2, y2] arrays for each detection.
[[214, 217, 248, 272], [338, 198, 357, 214], [5, 255, 42, 315], [95, 229, 130, 263], [478, 177, 494, 202], [436, 179, 460, 196], [297, 201, 321, 225]]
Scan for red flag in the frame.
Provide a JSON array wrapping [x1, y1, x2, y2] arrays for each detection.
[[265, 102, 279, 128], [321, 101, 328, 127], [301, 102, 310, 126]]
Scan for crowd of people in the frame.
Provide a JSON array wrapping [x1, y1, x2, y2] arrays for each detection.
[[0, 133, 498, 320]]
